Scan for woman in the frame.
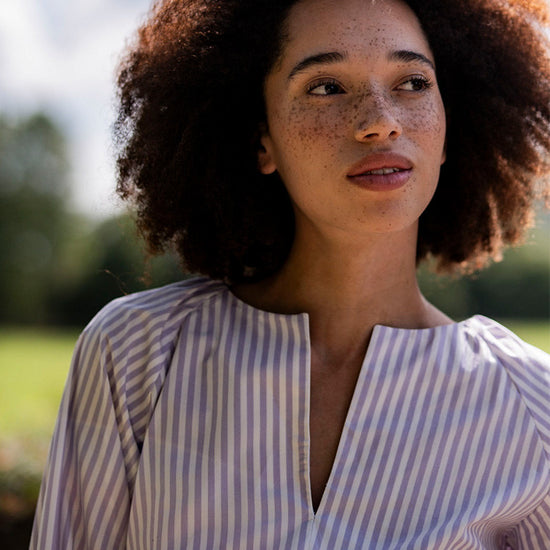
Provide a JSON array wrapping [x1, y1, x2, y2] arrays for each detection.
[[31, 0, 550, 548]]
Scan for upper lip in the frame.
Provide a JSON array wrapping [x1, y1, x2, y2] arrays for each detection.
[[347, 152, 413, 177]]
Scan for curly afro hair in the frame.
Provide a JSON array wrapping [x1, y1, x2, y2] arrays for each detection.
[[115, 0, 550, 283]]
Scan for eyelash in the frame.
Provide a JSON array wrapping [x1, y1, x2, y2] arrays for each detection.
[[306, 78, 345, 96], [306, 75, 434, 96], [397, 76, 433, 92]]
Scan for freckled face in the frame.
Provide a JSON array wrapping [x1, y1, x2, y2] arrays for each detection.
[[258, 0, 446, 237]]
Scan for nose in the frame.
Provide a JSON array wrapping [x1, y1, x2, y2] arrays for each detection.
[[353, 93, 402, 143]]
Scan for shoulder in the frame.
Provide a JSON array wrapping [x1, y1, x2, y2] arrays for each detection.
[[67, 277, 229, 445], [84, 276, 225, 341], [461, 315, 550, 372], [74, 276, 227, 379], [462, 315, 550, 451]]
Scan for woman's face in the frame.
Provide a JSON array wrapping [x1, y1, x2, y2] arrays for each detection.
[[259, 0, 446, 239]]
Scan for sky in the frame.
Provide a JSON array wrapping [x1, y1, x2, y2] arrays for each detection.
[[0, 0, 151, 217], [1, 1, 549, 220]]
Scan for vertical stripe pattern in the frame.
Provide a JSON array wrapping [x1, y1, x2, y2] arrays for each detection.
[[31, 277, 550, 549]]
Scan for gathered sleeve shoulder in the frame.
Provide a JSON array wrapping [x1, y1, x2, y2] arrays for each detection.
[[468, 316, 550, 549], [30, 278, 214, 549], [471, 317, 550, 457]]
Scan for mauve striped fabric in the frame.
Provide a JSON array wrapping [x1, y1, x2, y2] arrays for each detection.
[[31, 277, 550, 549]]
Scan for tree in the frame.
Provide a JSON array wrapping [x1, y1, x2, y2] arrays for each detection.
[[0, 113, 71, 324], [51, 214, 183, 326]]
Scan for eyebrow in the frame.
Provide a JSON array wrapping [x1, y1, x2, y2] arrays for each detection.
[[288, 51, 346, 80], [389, 50, 435, 70], [287, 48, 435, 81]]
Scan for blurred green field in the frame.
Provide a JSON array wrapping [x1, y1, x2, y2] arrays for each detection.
[[502, 320, 550, 353], [0, 321, 548, 442], [0, 329, 78, 441]]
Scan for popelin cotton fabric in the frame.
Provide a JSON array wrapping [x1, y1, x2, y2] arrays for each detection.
[[31, 277, 550, 549]]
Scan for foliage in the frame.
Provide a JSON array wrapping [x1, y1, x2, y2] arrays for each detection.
[[0, 110, 547, 548], [418, 219, 550, 320], [0, 113, 70, 324], [49, 215, 183, 326], [0, 110, 548, 327], [0, 112, 183, 327]]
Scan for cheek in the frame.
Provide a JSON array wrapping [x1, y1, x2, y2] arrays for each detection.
[[408, 99, 447, 150], [274, 102, 350, 152], [266, 102, 351, 183]]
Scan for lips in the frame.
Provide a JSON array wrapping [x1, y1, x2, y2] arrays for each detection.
[[347, 152, 413, 177], [361, 168, 403, 175], [347, 152, 413, 191]]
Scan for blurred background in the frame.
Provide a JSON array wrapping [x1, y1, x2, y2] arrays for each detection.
[[0, 1, 549, 548]]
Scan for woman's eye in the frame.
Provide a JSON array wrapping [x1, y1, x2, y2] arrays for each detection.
[[307, 80, 345, 96], [397, 76, 433, 92]]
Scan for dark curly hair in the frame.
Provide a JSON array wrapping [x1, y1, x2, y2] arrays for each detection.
[[115, 0, 550, 283]]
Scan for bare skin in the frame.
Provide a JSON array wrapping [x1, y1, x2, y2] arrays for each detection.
[[233, 0, 452, 511], [235, 227, 451, 510]]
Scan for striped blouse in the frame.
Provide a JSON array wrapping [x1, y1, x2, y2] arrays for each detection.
[[31, 277, 550, 549]]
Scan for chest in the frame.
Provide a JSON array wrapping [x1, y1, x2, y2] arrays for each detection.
[[127, 324, 547, 548], [308, 357, 363, 511]]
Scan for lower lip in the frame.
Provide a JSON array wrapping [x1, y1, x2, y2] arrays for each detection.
[[347, 169, 412, 191]]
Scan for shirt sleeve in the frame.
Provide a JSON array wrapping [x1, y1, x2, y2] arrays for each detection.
[[30, 322, 135, 549], [509, 492, 550, 548], [482, 321, 550, 549]]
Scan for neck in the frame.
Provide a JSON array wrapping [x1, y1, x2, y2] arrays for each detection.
[[233, 223, 452, 362]]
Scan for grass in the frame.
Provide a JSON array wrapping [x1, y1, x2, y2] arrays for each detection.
[[0, 321, 547, 524], [498, 319, 550, 353], [0, 329, 78, 441], [0, 321, 548, 444], [0, 328, 79, 523]]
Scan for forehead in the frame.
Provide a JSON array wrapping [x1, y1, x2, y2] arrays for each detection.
[[280, 0, 432, 64]]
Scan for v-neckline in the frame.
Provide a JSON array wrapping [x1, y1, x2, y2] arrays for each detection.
[[305, 322, 385, 518], [220, 280, 480, 518]]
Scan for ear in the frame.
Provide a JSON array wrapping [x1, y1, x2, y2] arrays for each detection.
[[257, 123, 277, 175]]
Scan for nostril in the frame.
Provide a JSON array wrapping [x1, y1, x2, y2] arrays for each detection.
[[354, 110, 402, 142], [362, 128, 400, 140]]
